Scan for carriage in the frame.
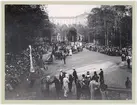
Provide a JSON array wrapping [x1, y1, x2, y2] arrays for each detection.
[[42, 52, 55, 64]]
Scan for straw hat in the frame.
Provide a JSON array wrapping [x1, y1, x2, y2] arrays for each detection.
[[60, 69, 62, 72], [72, 68, 75, 70], [65, 74, 69, 78]]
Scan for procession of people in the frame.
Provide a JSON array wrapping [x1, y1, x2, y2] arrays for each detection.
[[40, 68, 107, 100]]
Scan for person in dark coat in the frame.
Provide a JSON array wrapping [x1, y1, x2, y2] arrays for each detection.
[[125, 77, 132, 99], [127, 56, 131, 69], [125, 77, 132, 89], [72, 69, 78, 84], [91, 71, 99, 82], [76, 79, 82, 100], [68, 74, 73, 92], [52, 76, 61, 99], [81, 74, 90, 99], [55, 45, 58, 51], [86, 71, 91, 84], [59, 70, 65, 89], [99, 69, 104, 85], [62, 51, 66, 64], [121, 53, 126, 61], [45, 76, 51, 97]]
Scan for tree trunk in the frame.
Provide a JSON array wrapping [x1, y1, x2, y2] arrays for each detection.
[[106, 22, 108, 46], [119, 17, 122, 49], [18, 33, 21, 51], [88, 35, 90, 43], [119, 27, 122, 49], [104, 20, 107, 46]]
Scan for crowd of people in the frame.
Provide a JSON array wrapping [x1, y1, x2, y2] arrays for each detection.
[[51, 42, 83, 65], [41, 68, 108, 100], [86, 45, 132, 57], [5, 41, 132, 100], [53, 43, 83, 60], [86, 45, 132, 68], [5, 41, 84, 92], [87, 45, 119, 56]]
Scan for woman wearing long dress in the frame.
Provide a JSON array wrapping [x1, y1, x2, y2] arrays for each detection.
[[89, 80, 100, 100], [69, 49, 72, 56], [63, 74, 69, 98]]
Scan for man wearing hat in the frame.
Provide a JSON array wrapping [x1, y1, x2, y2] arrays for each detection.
[[52, 76, 61, 99], [86, 71, 91, 83], [45, 75, 51, 97], [73, 69, 78, 84], [59, 69, 65, 89], [99, 68, 104, 85]]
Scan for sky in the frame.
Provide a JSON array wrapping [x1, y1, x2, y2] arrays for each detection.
[[47, 5, 98, 17]]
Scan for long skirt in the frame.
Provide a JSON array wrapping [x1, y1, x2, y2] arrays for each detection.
[[63, 86, 69, 97], [94, 88, 102, 100], [90, 90, 95, 100]]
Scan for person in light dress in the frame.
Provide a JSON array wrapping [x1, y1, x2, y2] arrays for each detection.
[[63, 74, 69, 98]]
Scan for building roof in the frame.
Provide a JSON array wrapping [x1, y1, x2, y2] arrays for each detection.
[[49, 12, 89, 19]]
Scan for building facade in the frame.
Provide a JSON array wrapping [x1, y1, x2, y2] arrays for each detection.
[[49, 12, 89, 26]]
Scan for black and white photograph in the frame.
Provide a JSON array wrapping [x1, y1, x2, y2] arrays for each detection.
[[5, 4, 132, 100]]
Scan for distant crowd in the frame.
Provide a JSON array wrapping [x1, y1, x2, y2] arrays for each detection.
[[86, 45, 132, 57], [86, 45, 132, 68]]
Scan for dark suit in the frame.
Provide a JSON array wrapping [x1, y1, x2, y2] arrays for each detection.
[[73, 70, 78, 84]]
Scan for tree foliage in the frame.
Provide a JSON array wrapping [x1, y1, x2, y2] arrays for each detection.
[[71, 24, 88, 42], [67, 27, 77, 42], [5, 5, 53, 53], [87, 5, 132, 47]]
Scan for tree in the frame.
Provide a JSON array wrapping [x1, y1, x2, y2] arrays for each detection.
[[67, 27, 77, 42], [5, 5, 52, 53], [58, 24, 69, 41], [87, 5, 132, 47]]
